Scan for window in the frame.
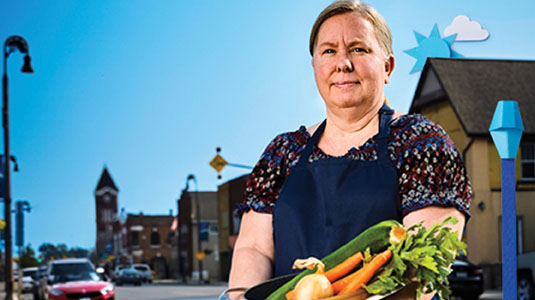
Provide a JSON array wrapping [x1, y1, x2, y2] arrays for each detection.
[[521, 143, 535, 181], [150, 231, 160, 246], [131, 232, 139, 246]]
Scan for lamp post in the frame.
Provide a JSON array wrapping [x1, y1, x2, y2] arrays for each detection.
[[3, 35, 34, 300], [185, 174, 204, 284]]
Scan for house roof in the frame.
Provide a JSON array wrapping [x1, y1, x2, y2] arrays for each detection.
[[410, 58, 535, 136], [95, 167, 119, 192]]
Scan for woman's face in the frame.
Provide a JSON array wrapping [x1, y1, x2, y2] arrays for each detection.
[[312, 12, 394, 112]]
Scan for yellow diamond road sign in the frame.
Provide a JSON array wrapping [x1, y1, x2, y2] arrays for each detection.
[[195, 251, 206, 261], [210, 154, 228, 173]]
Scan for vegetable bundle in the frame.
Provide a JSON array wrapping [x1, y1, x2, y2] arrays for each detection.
[[267, 217, 466, 300]]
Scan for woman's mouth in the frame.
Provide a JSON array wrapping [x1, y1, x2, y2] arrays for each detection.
[[332, 81, 360, 88]]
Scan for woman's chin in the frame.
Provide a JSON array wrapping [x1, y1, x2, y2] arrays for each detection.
[[325, 98, 368, 110]]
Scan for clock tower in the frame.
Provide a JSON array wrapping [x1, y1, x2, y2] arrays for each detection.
[[94, 166, 119, 259]]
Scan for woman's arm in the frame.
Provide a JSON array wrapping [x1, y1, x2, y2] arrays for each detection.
[[228, 210, 275, 300], [403, 206, 465, 240], [395, 206, 466, 300]]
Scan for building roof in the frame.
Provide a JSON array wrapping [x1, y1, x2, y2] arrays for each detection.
[[126, 213, 174, 226], [95, 167, 119, 192], [410, 58, 535, 136]]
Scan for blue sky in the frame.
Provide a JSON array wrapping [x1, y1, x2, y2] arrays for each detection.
[[1, 0, 534, 251]]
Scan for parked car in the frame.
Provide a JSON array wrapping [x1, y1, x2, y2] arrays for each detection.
[[22, 276, 34, 293], [22, 267, 39, 294], [132, 264, 152, 283], [36, 258, 115, 300], [518, 251, 535, 300], [447, 256, 484, 300], [115, 268, 143, 286], [111, 264, 130, 282]]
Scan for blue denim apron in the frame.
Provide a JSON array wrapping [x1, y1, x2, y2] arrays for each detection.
[[273, 104, 403, 277]]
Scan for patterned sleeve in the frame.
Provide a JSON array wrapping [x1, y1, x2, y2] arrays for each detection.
[[237, 133, 293, 215], [392, 116, 472, 218]]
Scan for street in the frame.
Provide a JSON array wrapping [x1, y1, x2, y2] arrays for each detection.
[[114, 282, 227, 300], [13, 282, 228, 300]]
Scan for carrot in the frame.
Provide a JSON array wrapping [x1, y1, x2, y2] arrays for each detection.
[[331, 267, 365, 294], [338, 249, 392, 295], [286, 290, 294, 300], [325, 252, 364, 282]]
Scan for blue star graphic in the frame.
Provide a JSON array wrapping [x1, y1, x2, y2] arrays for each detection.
[[404, 24, 462, 74]]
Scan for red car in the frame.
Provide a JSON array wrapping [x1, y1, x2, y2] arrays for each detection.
[[38, 258, 115, 300], [48, 280, 115, 300]]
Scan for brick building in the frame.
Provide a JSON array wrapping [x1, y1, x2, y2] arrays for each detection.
[[216, 174, 249, 280], [125, 213, 174, 279], [94, 167, 119, 261], [175, 190, 219, 281]]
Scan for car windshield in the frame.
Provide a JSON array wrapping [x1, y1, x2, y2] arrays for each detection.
[[54, 271, 102, 283], [134, 266, 148, 271], [23, 270, 38, 280], [51, 263, 101, 283]]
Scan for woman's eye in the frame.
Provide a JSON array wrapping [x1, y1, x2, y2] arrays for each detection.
[[322, 49, 335, 54], [352, 48, 367, 53]]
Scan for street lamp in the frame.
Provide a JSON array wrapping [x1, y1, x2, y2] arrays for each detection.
[[3, 35, 34, 300], [185, 174, 204, 284]]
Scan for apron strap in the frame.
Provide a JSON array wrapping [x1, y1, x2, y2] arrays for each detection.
[[376, 103, 394, 162], [296, 120, 326, 166]]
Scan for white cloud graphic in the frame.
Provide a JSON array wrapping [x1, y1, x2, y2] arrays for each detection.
[[444, 15, 489, 41]]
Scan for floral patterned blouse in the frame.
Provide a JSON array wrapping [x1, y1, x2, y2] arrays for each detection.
[[238, 114, 472, 218]]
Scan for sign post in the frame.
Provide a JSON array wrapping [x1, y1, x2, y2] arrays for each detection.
[[489, 100, 524, 300]]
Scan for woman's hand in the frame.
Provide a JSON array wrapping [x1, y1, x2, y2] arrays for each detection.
[[228, 210, 275, 299]]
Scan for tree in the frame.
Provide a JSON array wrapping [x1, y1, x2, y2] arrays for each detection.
[[68, 247, 89, 258], [19, 245, 39, 268], [38, 243, 59, 261], [38, 243, 91, 262]]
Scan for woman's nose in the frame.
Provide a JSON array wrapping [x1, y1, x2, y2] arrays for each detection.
[[336, 55, 354, 72]]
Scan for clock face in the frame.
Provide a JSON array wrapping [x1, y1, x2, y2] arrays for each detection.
[[103, 195, 111, 202]]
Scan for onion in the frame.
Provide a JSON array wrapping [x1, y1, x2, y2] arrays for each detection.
[[292, 257, 334, 300]]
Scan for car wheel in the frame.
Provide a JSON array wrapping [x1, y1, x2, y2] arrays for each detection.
[[518, 273, 534, 300]]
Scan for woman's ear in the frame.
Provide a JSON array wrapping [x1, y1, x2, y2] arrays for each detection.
[[384, 55, 395, 84]]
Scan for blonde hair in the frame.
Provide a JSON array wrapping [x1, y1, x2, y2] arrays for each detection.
[[309, 0, 393, 58]]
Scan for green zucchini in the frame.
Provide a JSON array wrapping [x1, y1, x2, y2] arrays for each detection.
[[266, 219, 401, 300]]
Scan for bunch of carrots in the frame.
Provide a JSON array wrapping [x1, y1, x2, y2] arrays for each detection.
[[286, 248, 392, 300]]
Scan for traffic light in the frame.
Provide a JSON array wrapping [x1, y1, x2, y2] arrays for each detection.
[[15, 201, 23, 247], [14, 200, 30, 248]]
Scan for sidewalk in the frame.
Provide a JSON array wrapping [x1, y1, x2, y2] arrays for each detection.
[[0, 282, 20, 300], [479, 290, 502, 300]]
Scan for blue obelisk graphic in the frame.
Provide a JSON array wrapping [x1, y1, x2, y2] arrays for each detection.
[[489, 100, 524, 300]]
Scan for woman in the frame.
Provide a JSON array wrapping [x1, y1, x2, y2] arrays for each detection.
[[228, 1, 471, 299]]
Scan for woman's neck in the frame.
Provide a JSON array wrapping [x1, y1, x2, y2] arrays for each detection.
[[318, 101, 383, 156]]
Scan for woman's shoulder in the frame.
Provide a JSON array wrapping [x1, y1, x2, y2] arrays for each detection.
[[390, 114, 450, 139], [263, 126, 310, 156], [391, 113, 435, 128]]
